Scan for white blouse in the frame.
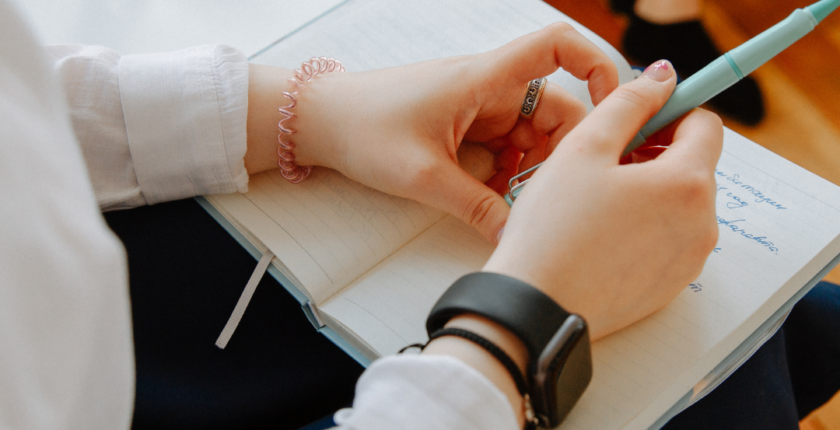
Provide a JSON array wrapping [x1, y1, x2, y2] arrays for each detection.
[[0, 0, 517, 429]]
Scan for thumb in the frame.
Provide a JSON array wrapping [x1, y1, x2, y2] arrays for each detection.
[[561, 60, 677, 160], [423, 162, 510, 244]]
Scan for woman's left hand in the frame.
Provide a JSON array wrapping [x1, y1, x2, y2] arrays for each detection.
[[246, 23, 618, 243]]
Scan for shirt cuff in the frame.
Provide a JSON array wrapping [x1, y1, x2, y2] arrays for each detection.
[[334, 354, 518, 430], [118, 45, 249, 204]]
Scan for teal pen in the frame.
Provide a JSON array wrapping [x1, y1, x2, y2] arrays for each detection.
[[505, 0, 840, 205]]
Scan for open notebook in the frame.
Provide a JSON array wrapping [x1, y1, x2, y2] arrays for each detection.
[[197, 0, 840, 429]]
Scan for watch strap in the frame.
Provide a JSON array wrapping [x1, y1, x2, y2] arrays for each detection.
[[426, 272, 572, 359], [428, 327, 529, 396]]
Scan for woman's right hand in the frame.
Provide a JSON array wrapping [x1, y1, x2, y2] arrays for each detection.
[[484, 60, 724, 341]]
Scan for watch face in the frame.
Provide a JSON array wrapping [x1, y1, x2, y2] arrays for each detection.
[[533, 316, 592, 428]]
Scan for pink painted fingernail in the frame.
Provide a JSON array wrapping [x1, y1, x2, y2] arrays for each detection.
[[641, 60, 673, 82]]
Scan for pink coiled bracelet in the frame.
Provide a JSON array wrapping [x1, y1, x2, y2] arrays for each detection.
[[277, 57, 345, 183]]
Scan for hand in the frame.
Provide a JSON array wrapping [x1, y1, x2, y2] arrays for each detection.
[[247, 23, 618, 243], [484, 60, 723, 340]]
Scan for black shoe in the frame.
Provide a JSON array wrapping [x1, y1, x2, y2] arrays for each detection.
[[617, 9, 766, 125], [609, 0, 637, 15]]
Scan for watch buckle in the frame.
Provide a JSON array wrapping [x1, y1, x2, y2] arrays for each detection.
[[523, 393, 541, 428]]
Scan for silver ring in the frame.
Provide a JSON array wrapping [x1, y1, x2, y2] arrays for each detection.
[[520, 77, 547, 119]]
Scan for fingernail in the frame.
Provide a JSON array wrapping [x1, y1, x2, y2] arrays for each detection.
[[641, 60, 673, 82], [495, 226, 505, 245]]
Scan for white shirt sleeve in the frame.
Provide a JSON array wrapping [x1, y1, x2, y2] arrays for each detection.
[[334, 355, 519, 430], [44, 43, 249, 211]]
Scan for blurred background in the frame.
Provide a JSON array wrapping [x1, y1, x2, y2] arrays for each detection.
[[542, 0, 840, 428]]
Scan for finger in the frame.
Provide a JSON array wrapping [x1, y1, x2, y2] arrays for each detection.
[[634, 115, 683, 149], [614, 109, 685, 165], [498, 83, 585, 168], [479, 121, 547, 182], [457, 141, 497, 182], [630, 146, 667, 163], [504, 119, 546, 154], [648, 108, 724, 172], [479, 119, 546, 175], [425, 162, 511, 244], [560, 60, 676, 161], [620, 119, 676, 163], [622, 120, 678, 163], [485, 146, 521, 194], [519, 143, 546, 179], [490, 22, 619, 105], [530, 83, 587, 154]]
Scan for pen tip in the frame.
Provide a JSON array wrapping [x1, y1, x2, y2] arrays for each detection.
[[808, 0, 840, 23]]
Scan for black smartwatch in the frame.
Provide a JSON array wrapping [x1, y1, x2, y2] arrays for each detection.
[[426, 273, 592, 429]]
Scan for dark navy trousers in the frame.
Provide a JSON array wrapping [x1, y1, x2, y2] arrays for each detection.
[[663, 281, 840, 429], [104, 198, 840, 430]]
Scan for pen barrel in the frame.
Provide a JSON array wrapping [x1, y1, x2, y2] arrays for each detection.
[[623, 8, 818, 157], [624, 56, 739, 155], [729, 9, 817, 76]]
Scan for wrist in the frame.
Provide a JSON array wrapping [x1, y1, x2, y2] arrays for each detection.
[[244, 61, 347, 178], [442, 315, 529, 372], [245, 64, 293, 175], [426, 272, 593, 428], [422, 314, 529, 427], [283, 71, 348, 170]]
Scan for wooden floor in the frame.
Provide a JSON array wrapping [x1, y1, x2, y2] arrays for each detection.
[[542, 0, 840, 428]]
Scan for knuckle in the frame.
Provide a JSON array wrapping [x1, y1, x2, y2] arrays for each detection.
[[683, 172, 713, 200], [686, 264, 706, 286], [462, 192, 498, 230], [568, 97, 587, 122], [694, 108, 724, 129], [694, 216, 720, 253], [702, 223, 720, 253], [665, 169, 719, 265], [583, 126, 617, 150], [544, 23, 579, 69], [589, 57, 615, 78], [403, 156, 440, 193], [670, 168, 714, 203], [546, 22, 575, 37], [687, 223, 719, 277], [685, 109, 724, 145]]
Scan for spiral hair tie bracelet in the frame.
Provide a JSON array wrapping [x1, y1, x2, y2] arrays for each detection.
[[277, 57, 345, 183]]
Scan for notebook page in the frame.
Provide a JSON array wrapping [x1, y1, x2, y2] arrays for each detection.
[[208, 168, 444, 305], [251, 0, 635, 111], [18, 0, 346, 57], [319, 130, 840, 430], [320, 215, 494, 354]]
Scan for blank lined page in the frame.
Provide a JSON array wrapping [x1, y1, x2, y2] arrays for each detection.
[[18, 0, 346, 57], [209, 167, 444, 304], [251, 0, 635, 112], [320, 130, 840, 430], [320, 215, 494, 354]]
